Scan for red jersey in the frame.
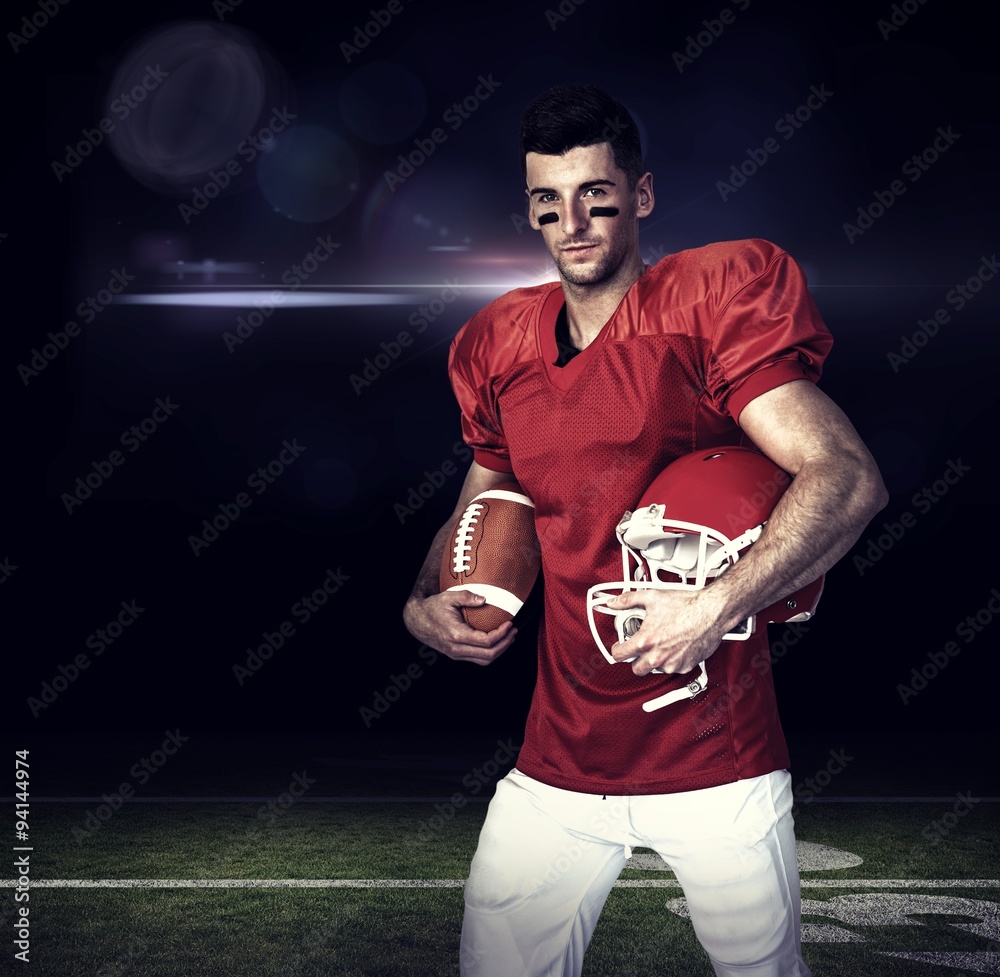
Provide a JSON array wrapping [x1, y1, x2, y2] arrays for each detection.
[[447, 238, 833, 794]]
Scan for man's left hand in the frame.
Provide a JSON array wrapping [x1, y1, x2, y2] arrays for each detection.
[[606, 588, 726, 677]]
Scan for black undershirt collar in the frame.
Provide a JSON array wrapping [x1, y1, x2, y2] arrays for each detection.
[[553, 304, 581, 367]]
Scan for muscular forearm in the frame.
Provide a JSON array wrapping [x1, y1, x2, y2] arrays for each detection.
[[698, 451, 888, 634], [408, 519, 454, 603]]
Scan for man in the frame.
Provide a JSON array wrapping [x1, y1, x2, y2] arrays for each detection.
[[403, 83, 887, 977]]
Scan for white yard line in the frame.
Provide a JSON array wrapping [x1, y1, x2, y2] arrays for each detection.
[[3, 878, 998, 889]]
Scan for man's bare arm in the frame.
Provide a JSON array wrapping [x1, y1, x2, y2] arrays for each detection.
[[609, 379, 888, 675], [701, 378, 888, 627], [403, 460, 521, 665]]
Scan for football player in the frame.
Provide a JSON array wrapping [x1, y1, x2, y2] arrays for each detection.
[[403, 83, 887, 977]]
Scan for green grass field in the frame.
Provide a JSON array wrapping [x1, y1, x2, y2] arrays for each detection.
[[8, 798, 999, 977]]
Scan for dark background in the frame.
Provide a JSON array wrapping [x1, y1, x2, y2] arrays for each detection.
[[5, 0, 997, 792]]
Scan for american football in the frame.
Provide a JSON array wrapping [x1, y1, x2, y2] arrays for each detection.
[[440, 482, 541, 631]]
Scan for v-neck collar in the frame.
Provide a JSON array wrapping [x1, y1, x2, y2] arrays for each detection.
[[536, 270, 647, 392]]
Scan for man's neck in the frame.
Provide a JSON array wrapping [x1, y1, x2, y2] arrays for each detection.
[[561, 251, 646, 350]]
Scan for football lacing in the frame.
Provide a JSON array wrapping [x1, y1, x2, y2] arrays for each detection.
[[452, 503, 484, 574]]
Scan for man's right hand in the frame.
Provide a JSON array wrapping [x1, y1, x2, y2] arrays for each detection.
[[403, 589, 518, 665]]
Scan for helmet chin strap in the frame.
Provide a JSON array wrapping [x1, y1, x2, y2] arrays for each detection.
[[586, 588, 747, 710], [641, 661, 708, 712], [584, 594, 710, 710]]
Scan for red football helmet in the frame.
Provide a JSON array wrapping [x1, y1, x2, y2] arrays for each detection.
[[587, 446, 824, 711]]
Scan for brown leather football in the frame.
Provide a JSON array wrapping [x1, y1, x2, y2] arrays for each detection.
[[440, 482, 541, 631]]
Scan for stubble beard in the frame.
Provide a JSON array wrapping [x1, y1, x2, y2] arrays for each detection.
[[555, 248, 619, 287]]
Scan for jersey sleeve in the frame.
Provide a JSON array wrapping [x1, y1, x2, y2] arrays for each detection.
[[707, 246, 834, 422], [447, 327, 514, 474]]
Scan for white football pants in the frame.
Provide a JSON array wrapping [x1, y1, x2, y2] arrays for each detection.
[[460, 768, 811, 977]]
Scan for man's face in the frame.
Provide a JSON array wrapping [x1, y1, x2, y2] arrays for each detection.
[[525, 142, 652, 287]]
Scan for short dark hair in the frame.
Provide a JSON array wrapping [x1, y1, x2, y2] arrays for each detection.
[[519, 83, 643, 189]]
